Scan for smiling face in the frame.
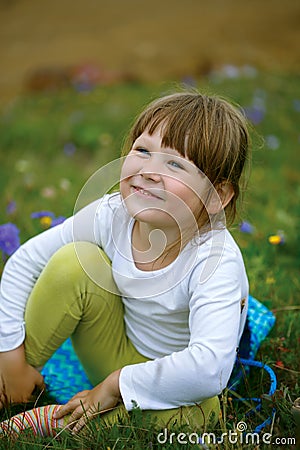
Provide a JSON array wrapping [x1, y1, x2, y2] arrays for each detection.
[[122, 92, 250, 227], [120, 127, 209, 233]]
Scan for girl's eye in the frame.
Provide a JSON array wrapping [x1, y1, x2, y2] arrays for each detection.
[[135, 147, 150, 156], [168, 160, 185, 170]]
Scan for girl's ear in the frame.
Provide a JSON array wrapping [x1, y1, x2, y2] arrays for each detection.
[[207, 181, 235, 215]]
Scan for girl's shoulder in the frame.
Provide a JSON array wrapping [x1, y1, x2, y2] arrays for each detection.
[[185, 227, 246, 284], [192, 227, 241, 257]]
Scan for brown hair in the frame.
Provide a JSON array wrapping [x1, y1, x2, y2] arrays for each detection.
[[122, 91, 251, 226]]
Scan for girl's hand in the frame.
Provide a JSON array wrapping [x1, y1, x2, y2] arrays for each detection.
[[53, 369, 121, 433], [0, 345, 45, 408]]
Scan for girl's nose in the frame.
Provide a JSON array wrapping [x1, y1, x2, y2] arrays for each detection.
[[140, 170, 162, 183], [138, 156, 163, 182]]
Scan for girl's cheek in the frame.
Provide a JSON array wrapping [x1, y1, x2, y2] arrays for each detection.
[[119, 179, 129, 199], [120, 164, 131, 186], [120, 155, 138, 181]]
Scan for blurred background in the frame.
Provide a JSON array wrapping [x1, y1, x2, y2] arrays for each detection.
[[0, 0, 299, 104]]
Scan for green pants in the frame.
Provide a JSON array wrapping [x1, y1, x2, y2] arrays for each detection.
[[24, 242, 220, 429]]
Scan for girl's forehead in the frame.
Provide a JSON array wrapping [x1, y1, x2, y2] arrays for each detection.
[[137, 122, 187, 148], [135, 130, 184, 156]]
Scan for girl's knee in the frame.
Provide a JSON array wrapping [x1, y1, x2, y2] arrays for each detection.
[[44, 242, 118, 294], [42, 242, 88, 285]]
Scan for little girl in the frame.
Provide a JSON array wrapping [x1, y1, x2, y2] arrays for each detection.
[[0, 91, 250, 437]]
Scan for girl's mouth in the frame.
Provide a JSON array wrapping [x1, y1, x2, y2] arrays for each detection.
[[132, 185, 164, 200]]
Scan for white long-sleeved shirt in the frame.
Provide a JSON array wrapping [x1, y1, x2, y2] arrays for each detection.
[[0, 193, 248, 410]]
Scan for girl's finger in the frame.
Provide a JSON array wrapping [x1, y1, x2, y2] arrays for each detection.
[[53, 399, 82, 419], [72, 416, 86, 433], [72, 408, 94, 434], [52, 404, 67, 419], [67, 402, 90, 426]]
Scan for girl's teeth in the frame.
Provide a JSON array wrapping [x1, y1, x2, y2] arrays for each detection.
[[138, 187, 152, 196]]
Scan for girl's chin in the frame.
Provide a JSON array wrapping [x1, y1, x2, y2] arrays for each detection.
[[132, 209, 171, 224], [125, 205, 175, 228]]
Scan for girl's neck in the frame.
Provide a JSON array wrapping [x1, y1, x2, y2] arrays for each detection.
[[131, 221, 182, 271]]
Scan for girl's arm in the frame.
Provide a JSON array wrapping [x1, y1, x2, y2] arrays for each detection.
[[0, 198, 102, 352], [0, 223, 74, 404], [0, 223, 73, 352], [119, 247, 248, 411], [0, 199, 104, 404]]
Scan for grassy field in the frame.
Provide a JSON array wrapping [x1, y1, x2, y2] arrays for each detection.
[[0, 70, 299, 448]]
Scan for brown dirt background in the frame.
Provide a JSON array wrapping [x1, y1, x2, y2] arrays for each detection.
[[0, 0, 299, 104]]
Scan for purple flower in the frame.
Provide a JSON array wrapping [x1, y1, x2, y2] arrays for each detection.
[[239, 221, 254, 234], [222, 65, 240, 78], [6, 201, 17, 215], [243, 106, 265, 125], [293, 99, 300, 112], [31, 211, 55, 219], [31, 211, 65, 228], [51, 216, 66, 227], [181, 76, 197, 88], [63, 142, 77, 156], [265, 135, 280, 150], [0, 223, 21, 258], [243, 91, 266, 126]]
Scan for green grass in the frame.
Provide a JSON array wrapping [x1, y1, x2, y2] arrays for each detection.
[[0, 71, 299, 448]]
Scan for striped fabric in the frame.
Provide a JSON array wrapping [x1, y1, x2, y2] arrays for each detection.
[[0, 405, 62, 437]]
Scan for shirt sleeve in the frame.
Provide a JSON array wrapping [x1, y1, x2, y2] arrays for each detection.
[[0, 197, 109, 351], [119, 245, 248, 410]]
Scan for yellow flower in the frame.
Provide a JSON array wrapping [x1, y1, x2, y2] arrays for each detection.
[[40, 216, 52, 228], [268, 235, 282, 245], [266, 276, 276, 285]]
